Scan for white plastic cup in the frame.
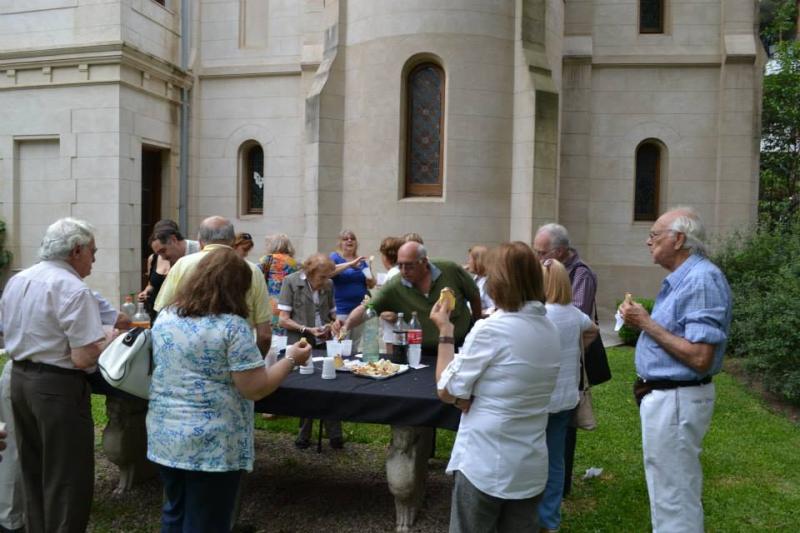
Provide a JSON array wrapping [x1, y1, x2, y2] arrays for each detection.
[[299, 356, 315, 375], [321, 357, 337, 379], [272, 335, 288, 351], [362, 264, 373, 280], [340, 339, 353, 356], [326, 340, 341, 357]]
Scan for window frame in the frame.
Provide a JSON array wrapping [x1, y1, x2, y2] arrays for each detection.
[[240, 141, 264, 215], [634, 140, 663, 222], [639, 0, 665, 34], [404, 62, 445, 198]]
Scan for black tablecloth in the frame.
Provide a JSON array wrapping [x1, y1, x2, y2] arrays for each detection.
[[255, 354, 461, 431]]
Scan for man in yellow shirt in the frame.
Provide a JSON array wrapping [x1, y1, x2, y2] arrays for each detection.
[[155, 216, 272, 354]]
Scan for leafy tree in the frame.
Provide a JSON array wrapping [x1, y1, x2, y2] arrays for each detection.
[[759, 1, 800, 224]]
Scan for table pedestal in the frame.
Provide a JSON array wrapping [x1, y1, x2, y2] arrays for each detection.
[[386, 425, 434, 532], [102, 395, 157, 494]]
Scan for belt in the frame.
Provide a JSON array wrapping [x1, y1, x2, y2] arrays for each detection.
[[633, 375, 712, 406], [639, 375, 712, 389], [14, 359, 85, 376]]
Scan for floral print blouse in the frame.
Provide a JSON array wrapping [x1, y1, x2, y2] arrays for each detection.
[[259, 253, 299, 333], [146, 308, 264, 472]]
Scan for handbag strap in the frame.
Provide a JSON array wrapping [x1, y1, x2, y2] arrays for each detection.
[[579, 335, 591, 392]]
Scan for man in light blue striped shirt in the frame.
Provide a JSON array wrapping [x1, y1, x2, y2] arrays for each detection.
[[620, 206, 732, 533]]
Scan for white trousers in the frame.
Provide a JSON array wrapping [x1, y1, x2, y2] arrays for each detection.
[[0, 360, 25, 529], [640, 383, 715, 533]]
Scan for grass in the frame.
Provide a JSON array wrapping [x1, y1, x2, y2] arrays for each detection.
[[5, 348, 800, 530]]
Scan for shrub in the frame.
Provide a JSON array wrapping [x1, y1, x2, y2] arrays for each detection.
[[614, 297, 655, 346], [713, 215, 800, 405]]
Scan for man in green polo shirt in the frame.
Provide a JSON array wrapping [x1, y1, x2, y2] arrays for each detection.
[[339, 242, 481, 353]]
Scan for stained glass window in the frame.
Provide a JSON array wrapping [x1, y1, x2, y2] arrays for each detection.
[[635, 142, 661, 221], [405, 63, 444, 197], [640, 0, 664, 34], [243, 143, 263, 214]]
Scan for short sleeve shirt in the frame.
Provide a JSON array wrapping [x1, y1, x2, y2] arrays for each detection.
[[0, 260, 104, 370], [146, 309, 264, 472]]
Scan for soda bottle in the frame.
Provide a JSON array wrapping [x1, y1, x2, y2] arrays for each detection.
[[407, 311, 422, 366], [131, 302, 151, 329], [392, 312, 408, 364], [361, 304, 381, 363], [121, 294, 136, 320]]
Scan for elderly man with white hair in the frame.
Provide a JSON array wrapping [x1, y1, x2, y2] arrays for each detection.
[[0, 217, 111, 533], [620, 206, 732, 533]]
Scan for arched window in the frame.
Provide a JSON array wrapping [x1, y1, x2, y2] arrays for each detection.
[[634, 140, 662, 221], [640, 0, 664, 34], [240, 141, 264, 214], [405, 62, 445, 197]]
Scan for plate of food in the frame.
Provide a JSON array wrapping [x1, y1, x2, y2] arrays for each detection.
[[334, 357, 364, 372], [350, 359, 409, 380]]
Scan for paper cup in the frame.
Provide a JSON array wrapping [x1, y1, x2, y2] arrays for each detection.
[[321, 357, 337, 379]]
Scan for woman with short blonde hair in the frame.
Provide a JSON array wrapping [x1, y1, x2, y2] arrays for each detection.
[[537, 258, 599, 531]]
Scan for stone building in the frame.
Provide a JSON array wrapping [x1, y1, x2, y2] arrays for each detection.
[[0, 0, 764, 314]]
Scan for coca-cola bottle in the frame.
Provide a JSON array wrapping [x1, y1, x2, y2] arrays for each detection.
[[407, 311, 422, 366], [392, 312, 409, 364]]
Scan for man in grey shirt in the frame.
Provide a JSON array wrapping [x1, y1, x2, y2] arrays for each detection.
[[0, 217, 110, 533]]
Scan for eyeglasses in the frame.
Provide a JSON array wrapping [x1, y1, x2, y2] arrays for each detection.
[[396, 260, 422, 270], [240, 233, 253, 241], [341, 236, 356, 242]]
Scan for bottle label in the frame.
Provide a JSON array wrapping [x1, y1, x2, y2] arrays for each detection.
[[408, 329, 422, 345]]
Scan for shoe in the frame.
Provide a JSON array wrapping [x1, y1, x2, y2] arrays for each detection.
[[294, 438, 311, 449], [539, 528, 559, 533], [329, 437, 344, 450]]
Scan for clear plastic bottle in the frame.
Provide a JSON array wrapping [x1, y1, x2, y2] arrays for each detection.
[[361, 304, 381, 363], [131, 302, 151, 329], [121, 294, 136, 320], [407, 311, 422, 366], [392, 312, 409, 364]]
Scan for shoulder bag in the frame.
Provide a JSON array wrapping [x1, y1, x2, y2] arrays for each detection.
[[573, 337, 597, 431], [98, 327, 153, 400]]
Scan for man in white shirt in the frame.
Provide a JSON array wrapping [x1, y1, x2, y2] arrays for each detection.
[[0, 217, 110, 533]]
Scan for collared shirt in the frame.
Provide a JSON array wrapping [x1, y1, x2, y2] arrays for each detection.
[[0, 260, 105, 370], [154, 244, 271, 327], [438, 301, 560, 499], [635, 254, 732, 381], [277, 270, 336, 345], [400, 262, 442, 291], [564, 249, 597, 317]]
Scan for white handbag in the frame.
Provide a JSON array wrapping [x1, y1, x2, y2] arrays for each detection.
[[98, 327, 153, 399]]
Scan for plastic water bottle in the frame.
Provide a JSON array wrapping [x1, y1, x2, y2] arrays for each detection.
[[361, 304, 381, 363], [407, 311, 422, 366], [121, 294, 136, 320]]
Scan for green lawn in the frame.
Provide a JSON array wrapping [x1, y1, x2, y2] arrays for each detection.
[[7, 347, 800, 530]]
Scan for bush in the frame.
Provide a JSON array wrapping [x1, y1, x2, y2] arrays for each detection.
[[614, 297, 655, 346], [713, 215, 800, 405]]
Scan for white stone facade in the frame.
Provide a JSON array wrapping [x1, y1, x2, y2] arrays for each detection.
[[0, 0, 763, 314]]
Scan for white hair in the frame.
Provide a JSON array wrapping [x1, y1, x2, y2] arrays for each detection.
[[38, 217, 95, 261], [668, 206, 708, 256], [537, 223, 570, 248]]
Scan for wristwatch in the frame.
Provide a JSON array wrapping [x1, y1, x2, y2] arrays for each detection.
[[438, 336, 455, 345]]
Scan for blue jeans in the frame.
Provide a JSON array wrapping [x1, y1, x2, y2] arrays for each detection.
[[538, 409, 573, 529], [159, 465, 243, 533]]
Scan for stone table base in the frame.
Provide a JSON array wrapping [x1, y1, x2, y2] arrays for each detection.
[[386, 425, 435, 532]]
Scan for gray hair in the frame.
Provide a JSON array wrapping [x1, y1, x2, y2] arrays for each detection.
[[38, 217, 95, 261], [264, 233, 295, 256], [537, 223, 570, 248], [415, 243, 428, 261], [198, 216, 235, 244], [668, 206, 708, 256]]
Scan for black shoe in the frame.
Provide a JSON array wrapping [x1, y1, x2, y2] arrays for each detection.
[[329, 437, 344, 450], [295, 438, 311, 449]]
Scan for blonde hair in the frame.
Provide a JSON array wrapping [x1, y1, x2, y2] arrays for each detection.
[[468, 245, 489, 276], [542, 259, 572, 305]]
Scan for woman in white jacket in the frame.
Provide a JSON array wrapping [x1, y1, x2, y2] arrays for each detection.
[[431, 242, 562, 533], [538, 259, 599, 532]]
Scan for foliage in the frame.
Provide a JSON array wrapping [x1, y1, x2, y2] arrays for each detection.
[[614, 297, 655, 346], [0, 219, 11, 273], [759, 1, 800, 224], [713, 215, 800, 404]]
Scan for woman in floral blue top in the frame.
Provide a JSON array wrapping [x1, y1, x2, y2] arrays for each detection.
[[147, 248, 311, 532]]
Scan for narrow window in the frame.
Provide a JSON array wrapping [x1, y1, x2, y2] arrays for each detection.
[[640, 0, 664, 34], [241, 142, 264, 214], [405, 62, 445, 197], [635, 141, 661, 221]]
